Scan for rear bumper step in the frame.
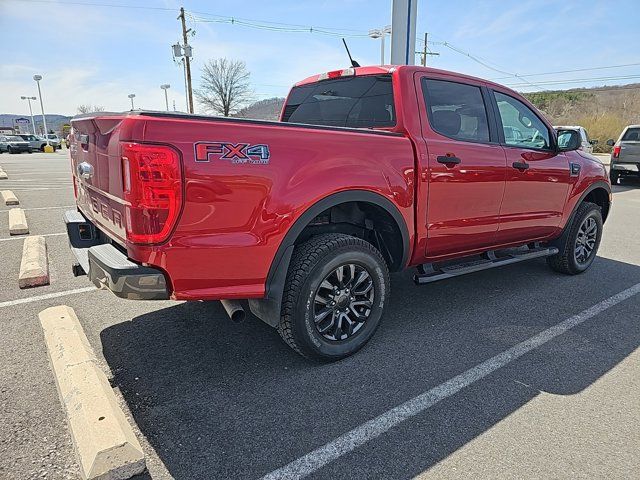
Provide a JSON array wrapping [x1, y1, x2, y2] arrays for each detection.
[[64, 210, 169, 300], [414, 245, 559, 285]]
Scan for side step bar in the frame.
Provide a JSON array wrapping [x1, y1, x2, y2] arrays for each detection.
[[414, 245, 559, 285]]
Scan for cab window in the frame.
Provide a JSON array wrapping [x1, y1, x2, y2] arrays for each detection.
[[422, 78, 490, 143], [494, 91, 551, 150]]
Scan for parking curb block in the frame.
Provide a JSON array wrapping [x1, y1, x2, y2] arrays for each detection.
[[39, 306, 146, 480], [19, 235, 49, 288], [0, 170, 7, 180], [8, 208, 28, 235], [1, 190, 19, 205]]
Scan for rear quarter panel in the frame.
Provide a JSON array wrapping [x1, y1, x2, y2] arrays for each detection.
[[130, 116, 416, 300]]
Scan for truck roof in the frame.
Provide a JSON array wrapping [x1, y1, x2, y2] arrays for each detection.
[[294, 65, 511, 91]]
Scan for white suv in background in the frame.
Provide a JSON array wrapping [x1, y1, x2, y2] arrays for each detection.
[[553, 125, 597, 154]]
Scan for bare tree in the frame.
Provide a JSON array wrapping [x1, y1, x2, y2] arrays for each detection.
[[77, 104, 106, 114], [195, 58, 252, 116]]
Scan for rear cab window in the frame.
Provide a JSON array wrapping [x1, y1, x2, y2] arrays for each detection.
[[281, 75, 395, 128], [622, 128, 640, 141]]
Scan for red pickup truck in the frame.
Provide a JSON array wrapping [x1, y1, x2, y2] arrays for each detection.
[[66, 65, 611, 360]]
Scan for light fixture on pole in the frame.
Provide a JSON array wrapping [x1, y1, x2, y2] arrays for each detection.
[[128, 93, 136, 110], [160, 84, 171, 111], [172, 41, 193, 113], [368, 25, 391, 65], [32, 75, 50, 147], [20, 96, 37, 135]]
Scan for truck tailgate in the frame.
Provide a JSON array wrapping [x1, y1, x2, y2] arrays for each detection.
[[70, 115, 137, 246]]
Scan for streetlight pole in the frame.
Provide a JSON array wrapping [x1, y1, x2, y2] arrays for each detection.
[[32, 75, 49, 146], [368, 26, 391, 65], [160, 84, 170, 111], [128, 93, 136, 110], [20, 96, 37, 135]]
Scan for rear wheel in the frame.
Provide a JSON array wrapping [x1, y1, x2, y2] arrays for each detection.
[[7, 146, 14, 154], [547, 202, 603, 275], [278, 233, 389, 361]]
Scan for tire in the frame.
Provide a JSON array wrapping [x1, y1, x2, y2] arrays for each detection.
[[7, 147, 14, 154], [610, 169, 619, 185], [278, 233, 390, 361], [546, 201, 603, 275], [40, 145, 46, 152], [27, 148, 32, 154]]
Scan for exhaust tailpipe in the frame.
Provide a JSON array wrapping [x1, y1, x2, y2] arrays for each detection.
[[220, 299, 246, 323]]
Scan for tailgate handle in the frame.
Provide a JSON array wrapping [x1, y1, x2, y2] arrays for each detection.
[[77, 162, 94, 179]]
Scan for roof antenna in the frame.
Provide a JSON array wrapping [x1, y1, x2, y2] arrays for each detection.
[[342, 38, 361, 68]]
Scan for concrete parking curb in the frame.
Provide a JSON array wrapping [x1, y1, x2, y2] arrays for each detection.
[[8, 208, 28, 235], [1, 190, 19, 205], [39, 306, 146, 480], [0, 170, 7, 180], [19, 235, 49, 288]]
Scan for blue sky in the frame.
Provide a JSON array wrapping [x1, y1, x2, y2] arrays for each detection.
[[1, 0, 639, 115]]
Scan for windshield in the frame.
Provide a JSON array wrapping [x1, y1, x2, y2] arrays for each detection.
[[621, 128, 640, 141], [282, 74, 395, 128]]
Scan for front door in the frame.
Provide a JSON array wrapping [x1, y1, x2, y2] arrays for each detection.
[[490, 89, 571, 243], [418, 76, 507, 259]]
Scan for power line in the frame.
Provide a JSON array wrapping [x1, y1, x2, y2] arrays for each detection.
[[505, 74, 640, 88], [13, 0, 174, 11], [491, 62, 640, 80]]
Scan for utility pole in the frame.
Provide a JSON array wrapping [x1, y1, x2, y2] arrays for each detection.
[[178, 7, 194, 114], [419, 33, 439, 66]]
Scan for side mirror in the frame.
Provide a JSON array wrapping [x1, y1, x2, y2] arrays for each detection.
[[557, 129, 581, 152], [589, 139, 598, 145], [606, 139, 615, 147]]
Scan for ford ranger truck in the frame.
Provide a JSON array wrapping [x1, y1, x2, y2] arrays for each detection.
[[65, 65, 611, 361]]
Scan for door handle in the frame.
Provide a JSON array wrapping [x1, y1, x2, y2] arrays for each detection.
[[512, 161, 529, 171], [437, 155, 461, 165]]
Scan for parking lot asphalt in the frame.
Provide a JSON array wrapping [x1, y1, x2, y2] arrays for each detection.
[[0, 151, 638, 479]]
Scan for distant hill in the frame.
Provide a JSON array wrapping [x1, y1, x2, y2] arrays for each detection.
[[0, 114, 71, 135], [234, 97, 285, 121], [524, 83, 640, 152]]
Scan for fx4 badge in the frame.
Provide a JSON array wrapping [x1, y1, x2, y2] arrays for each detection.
[[195, 141, 270, 164]]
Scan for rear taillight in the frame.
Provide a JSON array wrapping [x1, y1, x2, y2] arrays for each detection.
[[120, 142, 182, 244], [613, 146, 621, 158]]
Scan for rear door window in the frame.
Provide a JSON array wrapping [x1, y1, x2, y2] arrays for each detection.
[[282, 75, 395, 128], [422, 78, 490, 143], [622, 128, 640, 141]]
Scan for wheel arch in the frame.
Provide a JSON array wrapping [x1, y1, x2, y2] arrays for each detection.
[[248, 189, 410, 327]]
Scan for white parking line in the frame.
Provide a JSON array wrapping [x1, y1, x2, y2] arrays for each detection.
[[0, 205, 74, 213], [9, 187, 72, 191], [0, 286, 96, 309], [261, 282, 640, 480], [0, 232, 66, 242]]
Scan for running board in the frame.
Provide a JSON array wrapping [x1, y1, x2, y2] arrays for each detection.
[[413, 245, 559, 285]]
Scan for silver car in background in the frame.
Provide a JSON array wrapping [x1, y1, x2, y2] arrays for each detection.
[[553, 125, 597, 154], [608, 125, 640, 184], [0, 135, 31, 154]]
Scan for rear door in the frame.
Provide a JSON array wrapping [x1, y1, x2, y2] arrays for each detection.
[[417, 75, 507, 258], [490, 89, 571, 243]]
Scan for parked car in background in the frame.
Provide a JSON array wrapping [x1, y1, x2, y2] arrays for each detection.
[[45, 134, 61, 150], [554, 126, 597, 154], [607, 125, 640, 184], [0, 135, 31, 154], [17, 134, 52, 152]]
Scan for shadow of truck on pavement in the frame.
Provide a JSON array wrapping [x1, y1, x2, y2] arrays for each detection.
[[100, 256, 640, 479]]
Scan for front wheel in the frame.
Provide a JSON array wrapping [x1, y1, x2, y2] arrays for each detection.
[[278, 233, 390, 361], [547, 202, 603, 275]]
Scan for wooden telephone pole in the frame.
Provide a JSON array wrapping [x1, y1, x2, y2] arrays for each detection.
[[420, 32, 440, 66], [178, 7, 194, 113]]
